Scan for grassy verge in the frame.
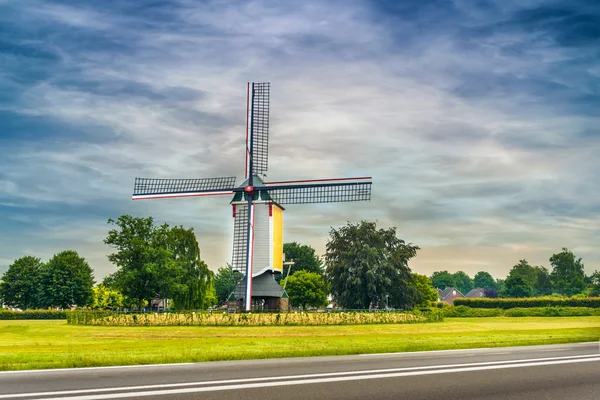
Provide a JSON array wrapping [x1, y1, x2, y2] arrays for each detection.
[[0, 317, 598, 371]]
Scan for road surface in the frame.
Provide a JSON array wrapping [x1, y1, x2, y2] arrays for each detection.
[[0, 342, 598, 399]]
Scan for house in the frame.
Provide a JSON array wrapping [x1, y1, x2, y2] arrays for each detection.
[[465, 287, 486, 298], [437, 287, 465, 305]]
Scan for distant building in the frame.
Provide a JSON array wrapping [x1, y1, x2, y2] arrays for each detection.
[[437, 287, 465, 305], [465, 288, 486, 298]]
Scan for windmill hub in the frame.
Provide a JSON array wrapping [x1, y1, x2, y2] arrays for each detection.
[[244, 185, 254, 194]]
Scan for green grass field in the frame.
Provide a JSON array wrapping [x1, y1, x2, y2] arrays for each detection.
[[1, 316, 598, 371]]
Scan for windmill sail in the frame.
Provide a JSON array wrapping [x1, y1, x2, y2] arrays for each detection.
[[231, 203, 249, 300], [132, 177, 237, 200], [248, 82, 270, 178], [264, 177, 372, 204]]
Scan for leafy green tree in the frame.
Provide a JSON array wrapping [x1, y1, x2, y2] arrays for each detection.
[[104, 215, 216, 311], [501, 274, 534, 298], [286, 270, 329, 309], [91, 285, 124, 310], [0, 256, 43, 309], [533, 266, 552, 296], [586, 271, 600, 296], [276, 242, 324, 283], [508, 259, 537, 287], [38, 250, 95, 308], [452, 271, 474, 294], [549, 248, 586, 296], [474, 271, 496, 289], [325, 220, 419, 309], [430, 271, 455, 289], [411, 273, 438, 307], [214, 264, 243, 304], [503, 259, 550, 295], [165, 226, 215, 310], [104, 215, 183, 310], [495, 278, 505, 293]]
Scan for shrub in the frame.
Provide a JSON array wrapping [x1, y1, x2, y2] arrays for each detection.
[[0, 310, 68, 320], [442, 306, 600, 318], [67, 310, 444, 326], [442, 306, 503, 318], [453, 297, 600, 309]]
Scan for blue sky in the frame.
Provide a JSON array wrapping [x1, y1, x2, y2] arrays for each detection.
[[1, 0, 599, 281]]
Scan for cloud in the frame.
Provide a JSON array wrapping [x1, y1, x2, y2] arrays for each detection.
[[0, 0, 598, 280]]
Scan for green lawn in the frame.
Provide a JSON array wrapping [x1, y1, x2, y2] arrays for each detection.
[[1, 316, 598, 371]]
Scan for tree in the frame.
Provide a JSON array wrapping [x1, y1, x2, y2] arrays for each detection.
[[411, 273, 438, 307], [0, 256, 43, 309], [325, 220, 419, 310], [104, 215, 216, 311], [278, 242, 324, 281], [549, 248, 586, 296], [587, 271, 600, 297], [286, 270, 329, 310], [474, 271, 496, 289], [533, 266, 552, 296], [104, 215, 183, 310], [91, 285, 124, 310], [38, 250, 95, 308], [452, 271, 474, 294], [214, 264, 243, 304], [165, 226, 215, 310], [504, 259, 551, 296], [501, 274, 534, 298], [483, 287, 499, 298], [430, 271, 455, 289], [508, 259, 537, 287]]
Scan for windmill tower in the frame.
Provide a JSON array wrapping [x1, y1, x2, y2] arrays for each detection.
[[132, 82, 372, 311]]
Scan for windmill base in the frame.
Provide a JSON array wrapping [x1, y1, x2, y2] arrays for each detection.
[[227, 271, 290, 313]]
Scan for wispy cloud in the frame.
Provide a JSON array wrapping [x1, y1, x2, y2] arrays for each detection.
[[0, 0, 598, 279]]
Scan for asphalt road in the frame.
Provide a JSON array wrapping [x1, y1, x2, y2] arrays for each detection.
[[0, 342, 598, 400]]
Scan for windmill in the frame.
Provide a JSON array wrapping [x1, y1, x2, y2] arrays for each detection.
[[132, 82, 372, 311]]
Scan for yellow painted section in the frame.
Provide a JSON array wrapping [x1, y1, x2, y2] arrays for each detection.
[[271, 204, 283, 272]]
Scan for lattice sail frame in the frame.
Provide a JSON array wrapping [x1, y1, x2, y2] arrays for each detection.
[[250, 83, 270, 177], [133, 177, 236, 199], [266, 181, 372, 204]]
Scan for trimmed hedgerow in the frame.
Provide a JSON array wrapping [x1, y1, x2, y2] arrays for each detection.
[[453, 297, 600, 309], [67, 310, 445, 326], [0, 310, 68, 320], [441, 305, 600, 318]]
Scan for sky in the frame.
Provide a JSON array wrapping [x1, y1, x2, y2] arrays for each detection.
[[1, 0, 599, 282]]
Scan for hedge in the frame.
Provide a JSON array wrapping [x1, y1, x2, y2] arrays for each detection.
[[441, 305, 600, 318], [0, 310, 68, 320], [67, 310, 445, 326], [453, 297, 600, 309]]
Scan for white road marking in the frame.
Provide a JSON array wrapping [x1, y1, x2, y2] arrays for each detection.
[[1, 354, 597, 399], [358, 341, 599, 357], [27, 357, 600, 400]]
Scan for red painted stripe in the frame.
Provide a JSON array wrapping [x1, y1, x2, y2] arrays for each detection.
[[249, 202, 255, 302], [132, 192, 234, 200], [263, 176, 372, 185], [245, 82, 250, 179]]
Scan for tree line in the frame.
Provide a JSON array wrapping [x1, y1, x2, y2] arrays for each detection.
[[429, 250, 599, 298], [2, 215, 597, 311]]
